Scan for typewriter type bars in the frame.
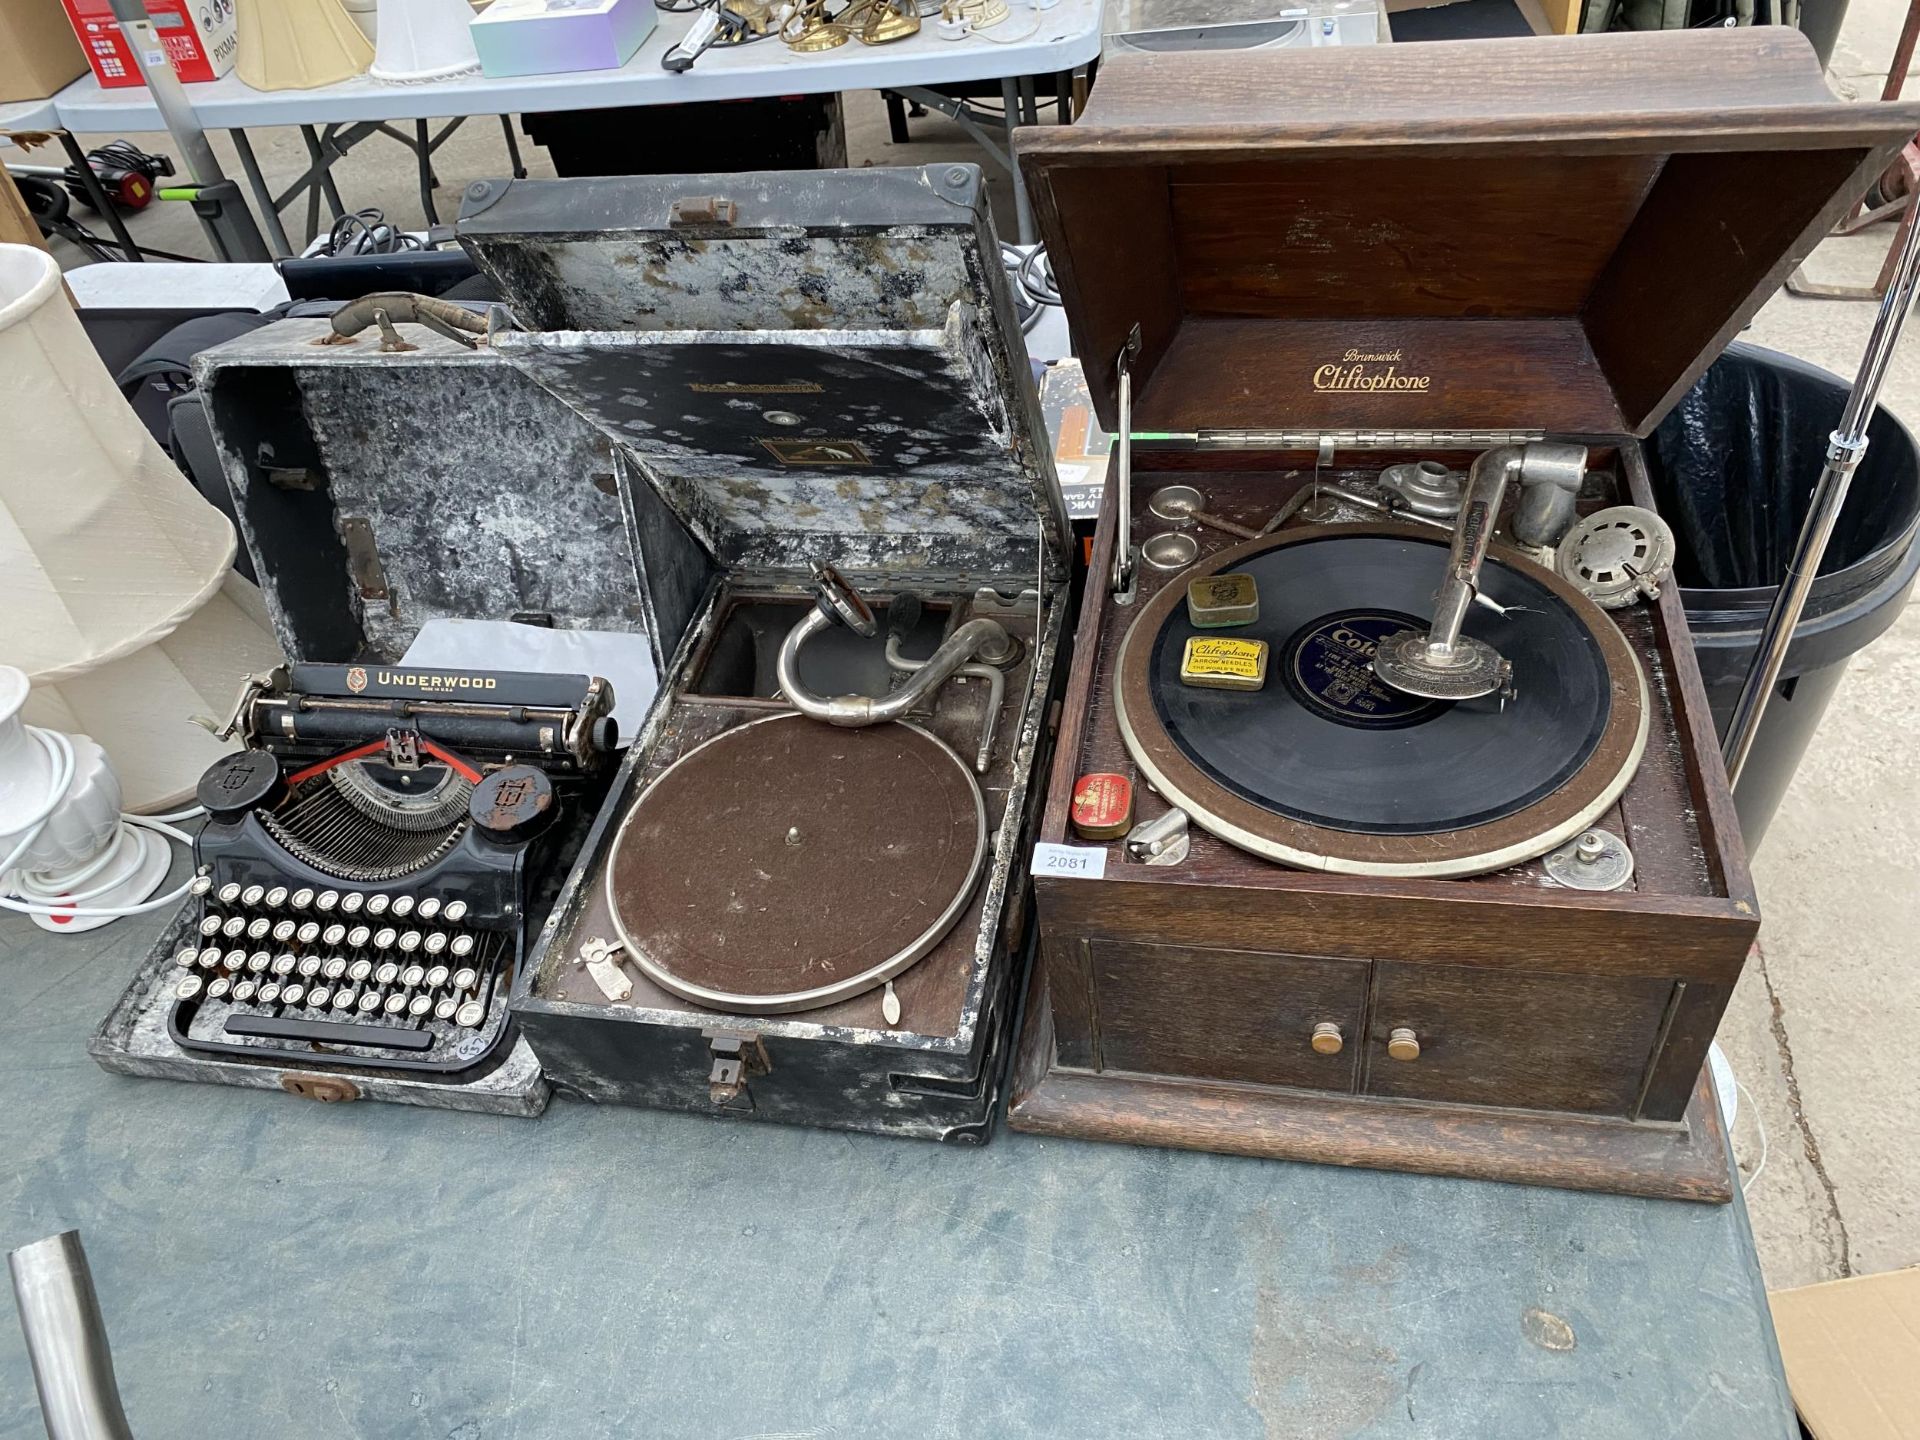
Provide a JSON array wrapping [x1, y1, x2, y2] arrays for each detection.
[[167, 664, 614, 1075]]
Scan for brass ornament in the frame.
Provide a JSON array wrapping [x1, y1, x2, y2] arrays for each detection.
[[782, 0, 850, 49]]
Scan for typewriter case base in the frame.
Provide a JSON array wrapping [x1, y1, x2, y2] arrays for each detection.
[[1006, 31, 1920, 1199]]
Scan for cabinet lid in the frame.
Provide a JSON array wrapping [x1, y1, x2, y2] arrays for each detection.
[[1017, 30, 1920, 439], [459, 167, 1068, 582]]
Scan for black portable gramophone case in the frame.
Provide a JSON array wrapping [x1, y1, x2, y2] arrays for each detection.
[[453, 166, 1073, 1141]]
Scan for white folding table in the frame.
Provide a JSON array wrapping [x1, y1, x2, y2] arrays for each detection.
[[49, 1, 1104, 254]]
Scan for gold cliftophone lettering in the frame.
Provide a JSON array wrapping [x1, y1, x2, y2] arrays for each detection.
[[1313, 348, 1432, 394]]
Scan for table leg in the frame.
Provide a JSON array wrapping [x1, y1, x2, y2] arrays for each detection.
[[500, 116, 527, 180], [1000, 77, 1034, 243], [57, 130, 143, 261], [301, 125, 349, 220], [230, 128, 293, 258], [885, 91, 910, 145], [416, 119, 439, 226]]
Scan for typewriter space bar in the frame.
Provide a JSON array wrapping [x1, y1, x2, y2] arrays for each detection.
[[223, 1014, 437, 1051]]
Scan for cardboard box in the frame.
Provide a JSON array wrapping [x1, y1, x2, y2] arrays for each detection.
[[59, 0, 237, 88], [1770, 1267, 1920, 1440], [470, 0, 655, 77], [0, 0, 88, 104]]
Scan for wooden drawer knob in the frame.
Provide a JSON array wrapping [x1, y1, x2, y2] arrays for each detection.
[[1387, 1028, 1421, 1062], [1310, 1022, 1344, 1055]]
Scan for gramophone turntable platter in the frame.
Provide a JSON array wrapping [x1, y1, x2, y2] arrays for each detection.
[[1115, 526, 1649, 878], [605, 713, 987, 1014]]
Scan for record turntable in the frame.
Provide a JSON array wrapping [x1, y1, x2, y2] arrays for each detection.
[[1006, 31, 1920, 1199]]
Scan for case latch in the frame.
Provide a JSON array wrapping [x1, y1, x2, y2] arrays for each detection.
[[704, 1029, 769, 1110], [670, 195, 737, 227]]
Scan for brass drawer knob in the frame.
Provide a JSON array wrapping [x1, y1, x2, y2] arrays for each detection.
[[1387, 1028, 1421, 1062], [1310, 1022, 1344, 1055]]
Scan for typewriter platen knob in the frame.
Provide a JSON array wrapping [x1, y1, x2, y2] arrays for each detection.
[[195, 750, 284, 824], [470, 765, 556, 846]]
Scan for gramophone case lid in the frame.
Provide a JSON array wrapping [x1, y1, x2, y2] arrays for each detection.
[[1017, 29, 1920, 440], [459, 167, 1071, 584]]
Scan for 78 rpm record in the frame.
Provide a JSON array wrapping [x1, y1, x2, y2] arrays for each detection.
[[604, 714, 987, 1014], [1115, 526, 1650, 878]]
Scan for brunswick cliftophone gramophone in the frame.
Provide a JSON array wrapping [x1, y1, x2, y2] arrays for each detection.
[[1007, 29, 1920, 1200]]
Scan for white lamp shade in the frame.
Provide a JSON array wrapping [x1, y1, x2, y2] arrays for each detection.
[[370, 0, 481, 81], [22, 574, 284, 815], [236, 0, 376, 90], [0, 245, 235, 687]]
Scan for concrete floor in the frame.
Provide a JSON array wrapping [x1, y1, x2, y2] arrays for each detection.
[[26, 12, 1920, 1295]]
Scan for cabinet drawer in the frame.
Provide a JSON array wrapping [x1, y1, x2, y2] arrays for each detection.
[[1088, 941, 1368, 1092], [1364, 963, 1674, 1116]]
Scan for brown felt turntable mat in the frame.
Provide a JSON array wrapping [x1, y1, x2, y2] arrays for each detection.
[[605, 714, 987, 1014]]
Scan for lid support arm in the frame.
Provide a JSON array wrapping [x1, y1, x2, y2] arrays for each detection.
[[1112, 325, 1142, 605]]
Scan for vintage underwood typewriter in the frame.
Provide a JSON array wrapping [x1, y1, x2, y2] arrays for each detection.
[[165, 663, 616, 1075]]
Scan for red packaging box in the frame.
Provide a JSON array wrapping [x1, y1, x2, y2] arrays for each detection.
[[59, 0, 237, 87]]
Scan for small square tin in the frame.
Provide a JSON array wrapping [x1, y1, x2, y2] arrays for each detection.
[[1180, 636, 1269, 691], [1187, 573, 1259, 628]]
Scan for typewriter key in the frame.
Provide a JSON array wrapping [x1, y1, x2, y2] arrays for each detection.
[[449, 934, 475, 958], [297, 921, 321, 945], [272, 919, 297, 943], [290, 887, 315, 910], [189, 874, 213, 897], [366, 894, 391, 917], [257, 982, 281, 1005], [423, 933, 448, 956], [223, 948, 248, 969], [455, 1001, 486, 1028], [347, 925, 371, 949], [323, 957, 349, 981], [298, 955, 323, 979], [307, 986, 331, 1010], [281, 983, 305, 1007], [175, 975, 204, 1001], [425, 965, 450, 989], [248, 952, 271, 974], [348, 959, 373, 983], [385, 992, 408, 1015], [272, 953, 297, 976], [357, 992, 382, 1014], [232, 979, 257, 1003], [401, 964, 425, 988], [452, 967, 478, 991], [339, 892, 364, 915], [198, 915, 224, 937], [264, 886, 289, 909], [217, 882, 243, 905], [247, 917, 272, 940], [207, 976, 230, 1000], [316, 890, 341, 913], [443, 900, 468, 924], [398, 930, 421, 953], [197, 946, 223, 969], [175, 948, 199, 968], [373, 927, 398, 950], [434, 997, 458, 1022], [221, 915, 246, 938], [375, 962, 400, 986], [322, 923, 346, 946], [417, 898, 442, 921], [391, 894, 415, 918], [241, 884, 266, 907], [409, 994, 432, 1018], [333, 989, 356, 1012]]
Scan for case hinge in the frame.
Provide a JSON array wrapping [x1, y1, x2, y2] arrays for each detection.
[[1193, 428, 1545, 450]]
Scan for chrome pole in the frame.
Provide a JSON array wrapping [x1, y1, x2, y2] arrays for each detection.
[[1720, 202, 1920, 788], [9, 1231, 136, 1440]]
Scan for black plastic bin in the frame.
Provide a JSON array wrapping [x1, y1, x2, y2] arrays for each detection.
[[1646, 341, 1920, 850]]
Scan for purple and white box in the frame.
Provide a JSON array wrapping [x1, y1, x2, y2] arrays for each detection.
[[470, 0, 655, 77]]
